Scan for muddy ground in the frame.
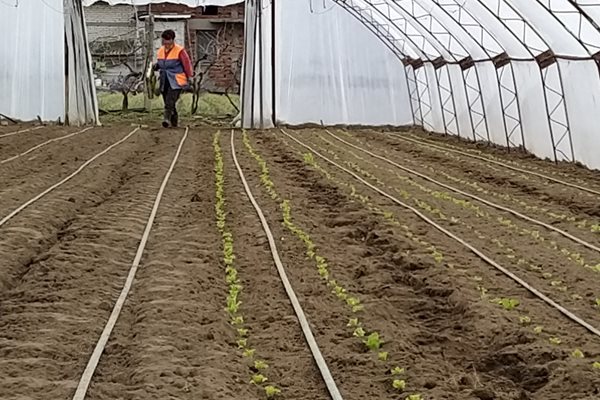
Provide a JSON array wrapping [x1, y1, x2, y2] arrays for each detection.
[[0, 124, 599, 400]]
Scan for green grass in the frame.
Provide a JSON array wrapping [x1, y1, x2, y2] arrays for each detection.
[[97, 92, 239, 125]]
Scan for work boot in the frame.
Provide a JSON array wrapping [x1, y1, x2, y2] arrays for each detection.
[[171, 113, 178, 128], [162, 119, 170, 128]]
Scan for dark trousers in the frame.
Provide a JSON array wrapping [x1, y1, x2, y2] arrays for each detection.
[[162, 84, 182, 126]]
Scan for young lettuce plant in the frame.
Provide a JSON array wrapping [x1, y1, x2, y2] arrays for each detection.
[[572, 349, 584, 358], [251, 374, 268, 385], [392, 379, 406, 390], [265, 385, 281, 398], [364, 332, 383, 351], [254, 360, 269, 371], [494, 298, 520, 311]]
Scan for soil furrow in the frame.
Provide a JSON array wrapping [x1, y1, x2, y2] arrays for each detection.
[[301, 131, 600, 329], [346, 129, 600, 241], [403, 128, 600, 189], [86, 130, 328, 400], [0, 129, 181, 400], [0, 126, 78, 160], [85, 130, 260, 400], [249, 130, 600, 400], [0, 127, 127, 214]]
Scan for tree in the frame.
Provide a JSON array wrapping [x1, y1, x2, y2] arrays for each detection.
[[190, 23, 241, 115]]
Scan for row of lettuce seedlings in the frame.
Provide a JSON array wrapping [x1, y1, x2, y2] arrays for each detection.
[[316, 134, 600, 313], [281, 131, 600, 374], [241, 131, 422, 400], [213, 132, 281, 398]]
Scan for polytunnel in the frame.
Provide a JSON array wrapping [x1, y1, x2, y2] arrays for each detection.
[[242, 0, 600, 170], [3, 0, 600, 169]]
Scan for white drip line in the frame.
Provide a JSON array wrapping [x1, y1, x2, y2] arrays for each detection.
[[0, 125, 45, 139], [72, 128, 189, 400], [230, 130, 344, 400], [280, 128, 600, 339], [384, 131, 600, 197], [326, 130, 600, 254], [1, 127, 94, 165], [0, 127, 140, 228]]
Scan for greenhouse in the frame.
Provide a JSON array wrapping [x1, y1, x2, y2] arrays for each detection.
[[1, 1, 600, 400]]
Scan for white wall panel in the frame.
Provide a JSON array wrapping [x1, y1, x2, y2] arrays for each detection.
[[275, 0, 412, 127], [0, 0, 65, 121]]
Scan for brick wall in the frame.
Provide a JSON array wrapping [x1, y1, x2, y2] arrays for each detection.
[[204, 22, 244, 92], [85, 3, 138, 42]]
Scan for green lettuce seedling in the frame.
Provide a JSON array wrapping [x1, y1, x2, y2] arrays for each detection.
[[254, 360, 269, 370], [572, 349, 584, 358], [353, 327, 366, 338], [251, 374, 268, 384], [391, 367, 405, 376], [495, 298, 519, 311], [347, 318, 360, 327], [364, 332, 383, 351], [392, 379, 406, 390], [378, 351, 389, 361], [265, 385, 281, 398], [519, 316, 531, 325], [243, 348, 256, 358]]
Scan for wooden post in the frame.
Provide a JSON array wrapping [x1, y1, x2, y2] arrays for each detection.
[[144, 9, 154, 112]]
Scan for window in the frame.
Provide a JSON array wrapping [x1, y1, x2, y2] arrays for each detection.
[[203, 6, 218, 16]]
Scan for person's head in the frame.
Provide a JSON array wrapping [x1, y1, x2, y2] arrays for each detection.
[[161, 30, 176, 49]]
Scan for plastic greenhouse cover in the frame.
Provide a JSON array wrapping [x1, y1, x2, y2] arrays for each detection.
[[274, 0, 413, 126], [0, 0, 65, 121]]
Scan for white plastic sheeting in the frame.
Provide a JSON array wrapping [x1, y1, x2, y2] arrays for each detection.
[[0, 0, 65, 122], [0, 0, 98, 124], [243, 0, 600, 170], [241, 0, 413, 128], [277, 1, 412, 126]]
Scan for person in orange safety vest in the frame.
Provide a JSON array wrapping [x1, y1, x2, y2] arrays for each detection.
[[153, 29, 194, 128]]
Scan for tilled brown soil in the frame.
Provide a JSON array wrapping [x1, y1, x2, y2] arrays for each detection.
[[0, 125, 73, 159], [1, 124, 600, 400], [86, 131, 258, 400], [241, 129, 600, 400]]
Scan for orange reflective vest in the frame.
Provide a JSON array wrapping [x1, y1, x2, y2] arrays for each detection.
[[157, 44, 189, 90]]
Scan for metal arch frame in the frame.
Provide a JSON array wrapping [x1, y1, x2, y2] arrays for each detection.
[[401, 0, 494, 143], [369, 1, 469, 136], [568, 0, 600, 30], [364, 0, 488, 137], [330, 0, 424, 124], [451, 0, 542, 150], [528, 0, 600, 55], [429, 0, 524, 149], [501, 0, 586, 162], [280, 0, 599, 163], [356, 0, 462, 134], [474, 0, 574, 162], [571, 1, 600, 28], [342, 0, 467, 131]]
